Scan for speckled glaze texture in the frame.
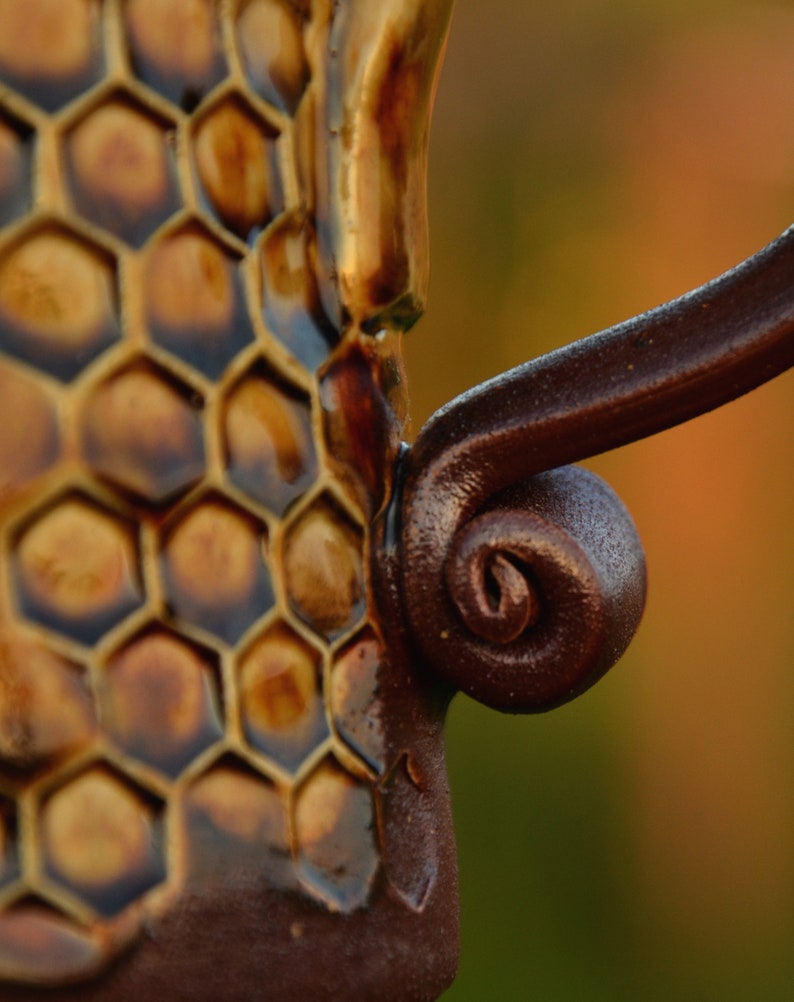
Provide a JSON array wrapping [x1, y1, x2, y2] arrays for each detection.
[[1, 2, 793, 1000]]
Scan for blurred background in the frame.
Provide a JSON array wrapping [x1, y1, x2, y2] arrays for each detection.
[[406, 0, 794, 998]]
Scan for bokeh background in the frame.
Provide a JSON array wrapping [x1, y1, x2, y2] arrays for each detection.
[[405, 1, 794, 998]]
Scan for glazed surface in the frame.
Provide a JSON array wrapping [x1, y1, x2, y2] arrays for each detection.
[[0, 0, 456, 991]]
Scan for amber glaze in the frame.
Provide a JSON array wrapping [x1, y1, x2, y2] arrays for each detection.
[[0, 1, 459, 999], [0, 2, 793, 1000]]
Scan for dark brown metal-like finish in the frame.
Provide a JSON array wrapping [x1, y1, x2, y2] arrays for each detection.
[[0, 1, 792, 999], [396, 227, 794, 711]]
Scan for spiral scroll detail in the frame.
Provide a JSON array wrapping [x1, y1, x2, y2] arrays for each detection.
[[398, 465, 647, 712]]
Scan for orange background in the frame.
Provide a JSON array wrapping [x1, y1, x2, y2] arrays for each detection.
[[406, 1, 794, 998]]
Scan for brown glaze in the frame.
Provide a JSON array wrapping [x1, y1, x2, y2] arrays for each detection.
[[0, 636, 96, 774], [321, 334, 407, 517], [0, 0, 791, 999], [13, 495, 144, 644], [0, 224, 121, 380], [0, 1, 459, 997], [259, 210, 339, 369], [192, 94, 281, 241], [223, 362, 318, 514], [0, 362, 60, 496], [123, 0, 226, 110], [236, 0, 310, 115], [144, 222, 255, 378], [65, 95, 181, 247], [315, 0, 456, 330], [81, 362, 207, 503], [397, 227, 794, 710], [0, 0, 103, 113]]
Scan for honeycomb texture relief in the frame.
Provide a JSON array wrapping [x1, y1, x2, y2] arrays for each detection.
[[0, 0, 409, 987]]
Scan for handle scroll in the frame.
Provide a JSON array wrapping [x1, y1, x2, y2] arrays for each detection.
[[392, 226, 794, 711], [413, 466, 646, 712]]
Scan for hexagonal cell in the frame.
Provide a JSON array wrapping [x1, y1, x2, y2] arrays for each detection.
[[0, 0, 104, 112], [12, 493, 143, 645], [331, 628, 385, 774], [260, 212, 339, 371], [0, 361, 60, 498], [183, 755, 295, 890], [162, 495, 274, 644], [0, 635, 96, 776], [0, 897, 110, 985], [236, 0, 309, 115], [223, 361, 317, 516], [0, 110, 34, 227], [144, 222, 254, 378], [295, 756, 378, 912], [238, 621, 328, 773], [101, 627, 223, 778], [123, 0, 226, 111], [283, 494, 366, 640], [65, 93, 181, 247], [81, 360, 205, 504], [0, 223, 121, 382], [0, 795, 19, 889], [41, 764, 166, 917], [192, 93, 282, 241]]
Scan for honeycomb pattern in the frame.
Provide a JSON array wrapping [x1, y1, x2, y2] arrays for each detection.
[[236, 0, 310, 115], [192, 93, 281, 242], [123, 0, 226, 111], [295, 756, 379, 912], [12, 492, 143, 644], [40, 764, 166, 917], [65, 94, 181, 247], [144, 222, 255, 379], [81, 360, 205, 504], [0, 223, 120, 382], [238, 621, 328, 773], [283, 493, 366, 639], [0, 0, 409, 986], [321, 336, 407, 515], [183, 755, 296, 891], [101, 626, 223, 778], [223, 361, 317, 516], [0, 0, 104, 113], [261, 211, 339, 370], [0, 635, 96, 776], [161, 494, 274, 643], [0, 360, 60, 499]]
